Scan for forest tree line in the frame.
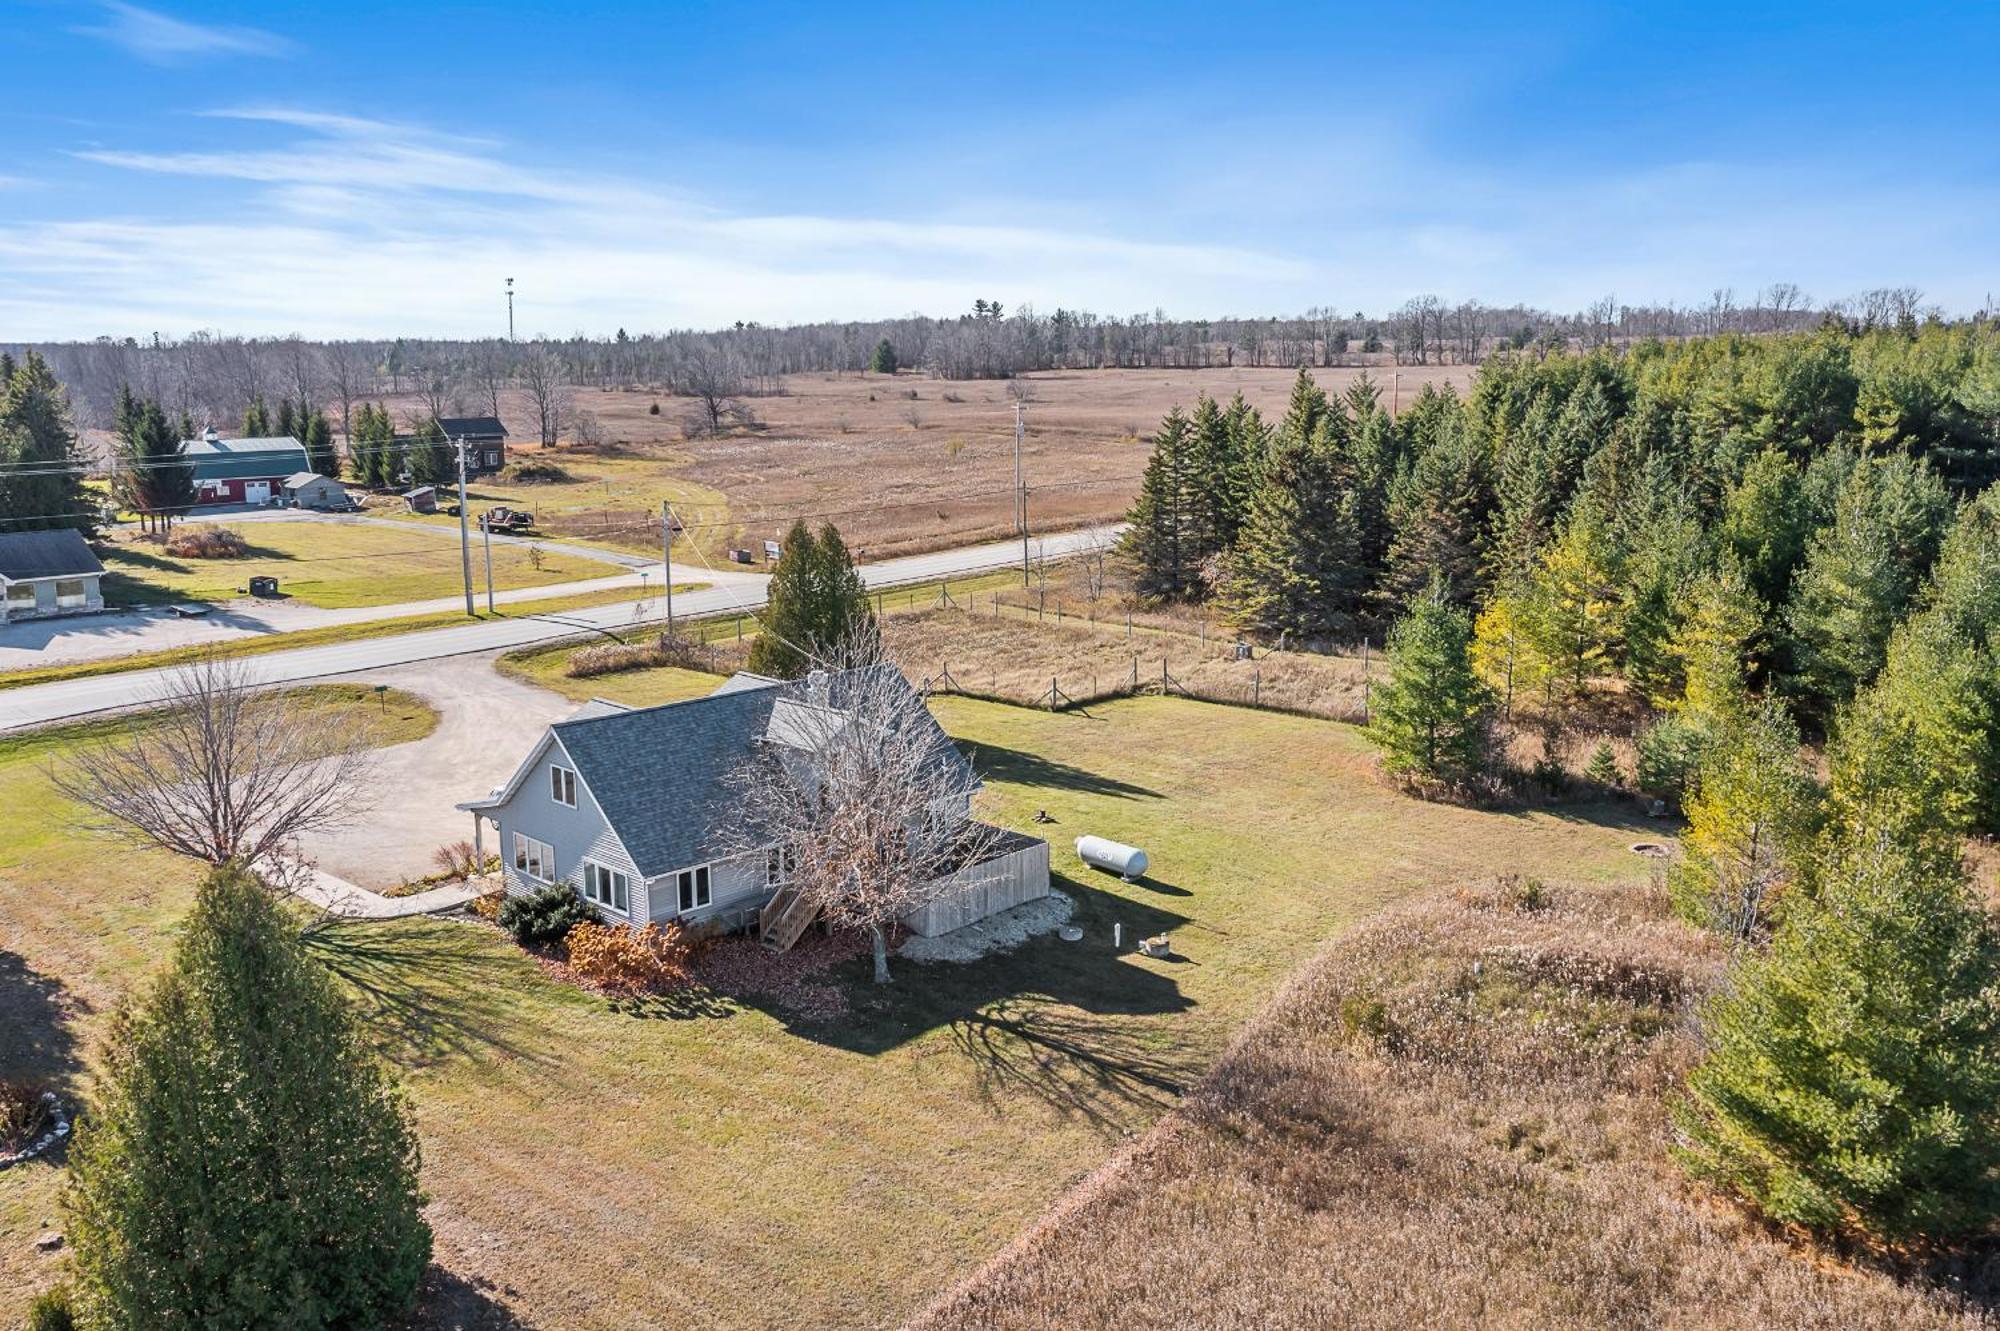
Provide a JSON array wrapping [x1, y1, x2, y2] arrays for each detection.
[[5, 285, 1955, 437]]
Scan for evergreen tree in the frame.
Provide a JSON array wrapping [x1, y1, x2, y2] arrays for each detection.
[[65, 865, 431, 1327], [1380, 407, 1490, 610], [113, 387, 194, 535], [404, 417, 454, 487], [1120, 406, 1198, 598], [1673, 772, 2000, 1241], [1719, 447, 1810, 608], [1516, 505, 1624, 703], [240, 395, 270, 438], [1184, 394, 1248, 561], [274, 397, 296, 443], [1784, 453, 1952, 717], [1221, 424, 1364, 639], [1277, 366, 1332, 449], [1668, 697, 1819, 938], [746, 521, 873, 678], [1367, 576, 1494, 783], [301, 410, 337, 477], [0, 352, 95, 533], [868, 339, 899, 375]]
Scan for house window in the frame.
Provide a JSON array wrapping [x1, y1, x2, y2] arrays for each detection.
[[765, 845, 796, 888], [675, 864, 711, 913], [4, 582, 32, 611], [55, 579, 87, 610], [484, 450, 500, 469], [581, 861, 629, 913], [550, 765, 576, 807], [512, 833, 555, 882]]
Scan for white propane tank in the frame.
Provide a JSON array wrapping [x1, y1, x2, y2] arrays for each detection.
[[1076, 835, 1149, 881]]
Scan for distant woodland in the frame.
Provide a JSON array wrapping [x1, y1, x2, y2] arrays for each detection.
[[1, 285, 1956, 434]]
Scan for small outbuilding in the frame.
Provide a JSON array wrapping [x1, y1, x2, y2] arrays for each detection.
[[281, 472, 351, 510], [0, 528, 106, 624], [436, 416, 507, 475]]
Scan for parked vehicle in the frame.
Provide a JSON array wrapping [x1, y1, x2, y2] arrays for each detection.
[[480, 507, 536, 533]]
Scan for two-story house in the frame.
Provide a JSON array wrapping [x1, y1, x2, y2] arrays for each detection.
[[457, 667, 1050, 948]]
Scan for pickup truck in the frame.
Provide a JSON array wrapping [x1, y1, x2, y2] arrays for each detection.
[[479, 507, 536, 533]]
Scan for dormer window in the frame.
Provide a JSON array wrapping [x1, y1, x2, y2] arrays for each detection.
[[551, 765, 577, 807]]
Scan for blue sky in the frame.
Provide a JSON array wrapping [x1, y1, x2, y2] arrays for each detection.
[[1, 0, 1995, 339]]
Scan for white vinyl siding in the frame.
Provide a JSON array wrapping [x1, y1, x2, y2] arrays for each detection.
[[513, 832, 555, 882], [674, 864, 712, 913], [550, 765, 577, 807], [582, 860, 629, 913]]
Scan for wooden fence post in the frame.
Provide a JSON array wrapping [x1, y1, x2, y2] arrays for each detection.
[[1253, 669, 1260, 707]]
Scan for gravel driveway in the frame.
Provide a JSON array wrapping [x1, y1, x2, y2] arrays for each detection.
[[295, 653, 577, 890]]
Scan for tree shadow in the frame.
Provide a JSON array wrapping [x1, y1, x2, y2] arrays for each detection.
[[733, 873, 1197, 1133], [611, 986, 741, 1021], [0, 948, 87, 1092], [960, 740, 1162, 800], [303, 920, 552, 1072], [406, 1265, 543, 1331]]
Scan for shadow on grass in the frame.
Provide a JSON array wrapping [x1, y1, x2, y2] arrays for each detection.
[[0, 948, 87, 1091], [741, 873, 1200, 1133], [304, 919, 551, 1071], [961, 740, 1162, 801], [409, 1265, 542, 1331]]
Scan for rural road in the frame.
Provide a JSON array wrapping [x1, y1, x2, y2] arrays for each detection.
[[0, 525, 1120, 731]]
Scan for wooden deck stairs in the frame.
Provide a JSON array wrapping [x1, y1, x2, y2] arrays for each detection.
[[759, 884, 820, 953]]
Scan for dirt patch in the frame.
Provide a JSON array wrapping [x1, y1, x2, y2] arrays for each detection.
[[900, 891, 1074, 964]]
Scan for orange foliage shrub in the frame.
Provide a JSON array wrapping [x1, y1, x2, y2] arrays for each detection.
[[564, 921, 696, 993]]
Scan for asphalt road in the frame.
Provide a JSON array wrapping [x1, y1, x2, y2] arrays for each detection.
[[0, 525, 1119, 731]]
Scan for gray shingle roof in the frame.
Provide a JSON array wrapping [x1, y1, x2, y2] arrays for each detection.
[[437, 416, 507, 439], [546, 665, 976, 879], [0, 528, 104, 580]]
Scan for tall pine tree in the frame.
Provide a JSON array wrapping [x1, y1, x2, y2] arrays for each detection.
[[0, 352, 95, 533], [1367, 575, 1494, 784], [1120, 406, 1198, 598]]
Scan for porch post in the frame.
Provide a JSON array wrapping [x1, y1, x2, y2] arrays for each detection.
[[471, 812, 483, 865]]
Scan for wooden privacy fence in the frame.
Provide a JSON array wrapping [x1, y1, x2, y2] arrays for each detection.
[[903, 831, 1051, 937]]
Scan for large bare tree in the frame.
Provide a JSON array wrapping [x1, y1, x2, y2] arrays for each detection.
[[520, 346, 570, 446], [56, 655, 377, 870], [726, 630, 996, 984]]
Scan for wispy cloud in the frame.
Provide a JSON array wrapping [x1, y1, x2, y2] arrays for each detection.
[[74, 3, 294, 64], [10, 107, 1304, 337]]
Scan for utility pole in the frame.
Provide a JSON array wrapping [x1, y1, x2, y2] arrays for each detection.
[[1014, 401, 1029, 586], [662, 500, 675, 635], [506, 277, 516, 341], [455, 435, 474, 616], [481, 511, 495, 613]]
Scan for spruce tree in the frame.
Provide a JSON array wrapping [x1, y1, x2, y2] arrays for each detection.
[[1367, 576, 1493, 783], [1381, 407, 1489, 610], [868, 339, 899, 375], [1221, 423, 1364, 640], [1668, 697, 1819, 938], [301, 410, 337, 477], [1674, 771, 2000, 1241], [1120, 406, 1197, 598], [1185, 394, 1247, 561], [746, 521, 872, 678], [0, 352, 96, 534], [1277, 366, 1331, 450], [404, 416, 453, 487], [240, 395, 270, 438], [113, 389, 194, 535], [65, 865, 431, 1327]]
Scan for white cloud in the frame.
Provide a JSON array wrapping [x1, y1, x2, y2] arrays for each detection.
[[74, 3, 294, 64], [4, 105, 1995, 339]]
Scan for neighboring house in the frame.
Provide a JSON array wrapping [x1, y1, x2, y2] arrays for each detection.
[[0, 528, 106, 624], [436, 416, 507, 475], [182, 429, 311, 506], [458, 668, 1050, 946], [281, 472, 352, 510]]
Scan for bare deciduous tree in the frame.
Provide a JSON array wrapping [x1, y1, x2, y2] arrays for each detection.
[[55, 655, 377, 872], [678, 348, 748, 435], [520, 346, 570, 446], [725, 629, 997, 984]]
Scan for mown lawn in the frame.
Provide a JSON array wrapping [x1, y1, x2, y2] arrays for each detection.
[[0, 682, 1660, 1329], [98, 520, 618, 610], [0, 685, 437, 1306]]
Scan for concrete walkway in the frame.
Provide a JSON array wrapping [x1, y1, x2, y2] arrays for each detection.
[[289, 863, 489, 919]]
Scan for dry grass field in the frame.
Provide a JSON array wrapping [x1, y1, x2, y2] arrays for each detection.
[[375, 364, 1473, 560], [908, 879, 2000, 1331], [0, 681, 1644, 1330]]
